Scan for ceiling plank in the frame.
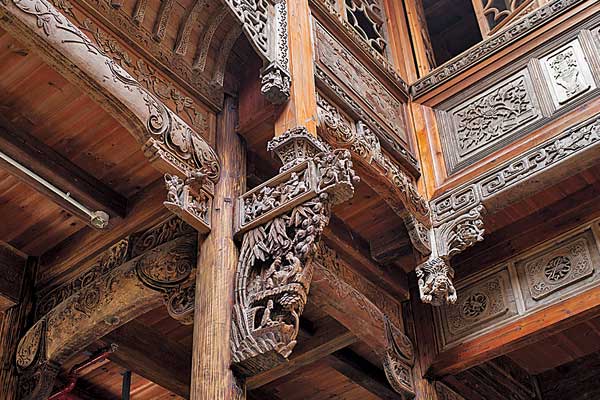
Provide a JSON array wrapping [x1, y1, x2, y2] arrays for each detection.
[[0, 115, 127, 226], [103, 319, 191, 398]]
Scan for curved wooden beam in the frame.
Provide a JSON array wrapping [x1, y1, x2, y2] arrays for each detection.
[[15, 218, 198, 400]]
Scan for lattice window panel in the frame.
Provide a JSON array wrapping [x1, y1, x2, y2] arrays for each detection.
[[344, 0, 387, 54]]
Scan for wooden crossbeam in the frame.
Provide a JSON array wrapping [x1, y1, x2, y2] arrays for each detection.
[[326, 350, 402, 400], [103, 320, 191, 398], [0, 116, 127, 227], [429, 284, 600, 377], [246, 319, 357, 389]]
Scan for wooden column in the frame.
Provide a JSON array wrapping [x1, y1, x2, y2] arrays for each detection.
[[190, 96, 246, 400], [274, 0, 318, 135], [0, 256, 36, 400]]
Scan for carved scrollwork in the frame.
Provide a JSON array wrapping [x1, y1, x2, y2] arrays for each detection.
[[231, 128, 358, 376], [222, 0, 291, 104], [16, 218, 198, 400], [383, 316, 415, 398]]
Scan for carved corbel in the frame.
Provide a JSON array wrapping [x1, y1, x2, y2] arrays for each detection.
[[383, 317, 416, 399], [316, 94, 431, 252], [16, 218, 198, 400], [416, 204, 485, 306], [231, 127, 359, 376], [164, 171, 213, 233], [221, 0, 291, 104]]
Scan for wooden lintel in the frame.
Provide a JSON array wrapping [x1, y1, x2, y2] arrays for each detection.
[[429, 284, 600, 377], [104, 320, 191, 398], [0, 116, 128, 225], [246, 320, 357, 389]]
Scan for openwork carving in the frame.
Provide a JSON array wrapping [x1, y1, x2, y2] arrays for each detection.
[[231, 128, 359, 376], [344, 0, 386, 54], [222, 0, 291, 104], [317, 94, 431, 229], [416, 257, 457, 307], [16, 218, 198, 400]]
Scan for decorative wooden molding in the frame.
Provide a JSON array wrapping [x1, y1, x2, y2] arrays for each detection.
[[424, 113, 600, 305], [231, 127, 359, 376], [411, 0, 588, 99], [223, 0, 291, 104], [16, 218, 198, 400], [316, 94, 430, 228], [311, 244, 416, 398]]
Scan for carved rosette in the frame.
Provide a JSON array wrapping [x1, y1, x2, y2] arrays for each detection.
[[382, 317, 416, 398], [231, 128, 359, 376], [16, 218, 198, 400]]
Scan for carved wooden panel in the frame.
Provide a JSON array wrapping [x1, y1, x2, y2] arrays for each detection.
[[540, 39, 596, 108], [515, 229, 600, 310], [435, 20, 600, 174], [313, 21, 409, 146], [439, 71, 542, 172], [435, 268, 518, 347]]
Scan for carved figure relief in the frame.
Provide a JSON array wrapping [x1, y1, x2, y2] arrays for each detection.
[[416, 257, 457, 307], [517, 231, 598, 304], [453, 75, 539, 157], [231, 128, 359, 376], [164, 172, 212, 232], [542, 41, 594, 107]]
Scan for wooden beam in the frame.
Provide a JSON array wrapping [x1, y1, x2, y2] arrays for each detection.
[[0, 115, 127, 226], [104, 320, 191, 398], [0, 242, 26, 311], [429, 283, 600, 377], [246, 320, 357, 389], [326, 350, 402, 400], [38, 179, 169, 292], [190, 96, 245, 399]]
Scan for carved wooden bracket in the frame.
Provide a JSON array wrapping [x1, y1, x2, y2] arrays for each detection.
[[164, 172, 214, 233], [231, 127, 359, 376], [316, 94, 431, 247], [16, 218, 198, 400], [221, 0, 291, 104], [0, 0, 221, 185], [312, 244, 416, 399]]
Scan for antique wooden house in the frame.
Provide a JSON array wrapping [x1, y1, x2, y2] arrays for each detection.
[[0, 0, 599, 398]]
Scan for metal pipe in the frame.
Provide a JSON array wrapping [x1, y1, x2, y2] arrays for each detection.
[[0, 150, 110, 229], [48, 344, 117, 400]]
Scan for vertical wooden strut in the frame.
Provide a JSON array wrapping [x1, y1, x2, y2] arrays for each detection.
[[0, 257, 36, 400], [190, 96, 246, 400], [275, 0, 318, 136]]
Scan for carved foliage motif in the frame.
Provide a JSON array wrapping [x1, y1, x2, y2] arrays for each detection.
[[522, 235, 595, 300], [231, 130, 358, 376], [452, 75, 539, 157], [314, 22, 406, 140], [543, 43, 593, 106]]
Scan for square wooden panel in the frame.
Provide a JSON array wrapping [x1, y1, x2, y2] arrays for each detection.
[[435, 268, 519, 349], [515, 228, 600, 311]]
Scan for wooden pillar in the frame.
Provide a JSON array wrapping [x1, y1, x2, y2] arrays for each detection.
[[0, 256, 37, 400], [190, 96, 246, 400], [274, 0, 318, 136]]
